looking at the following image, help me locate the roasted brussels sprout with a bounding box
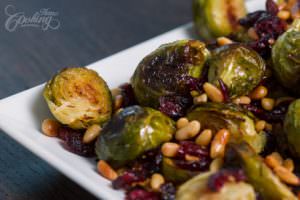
[284,99,300,157]
[162,157,199,183]
[43,67,112,129]
[272,28,300,95]
[208,44,266,98]
[131,40,210,108]
[225,143,297,200]
[193,0,247,40]
[95,106,175,167]
[177,171,256,200]
[187,103,266,153]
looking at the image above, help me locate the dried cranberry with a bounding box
[239,11,268,28]
[159,95,192,119]
[185,76,206,93]
[266,0,279,16]
[120,83,137,107]
[207,169,247,191]
[58,127,95,157]
[126,188,160,200]
[160,183,176,200]
[218,79,230,102]
[174,141,211,171]
[176,141,209,158]
[112,171,146,190]
[137,149,162,174]
[174,158,210,171]
[244,102,289,123]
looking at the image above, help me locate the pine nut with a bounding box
[114,94,123,111]
[210,129,230,159]
[175,120,201,141]
[150,173,165,191]
[161,142,180,157]
[203,82,224,103]
[255,120,266,132]
[210,158,223,173]
[265,152,283,169]
[217,37,233,46]
[185,154,200,161]
[193,93,208,104]
[261,98,275,111]
[277,10,291,20]
[248,27,259,40]
[283,158,294,172]
[233,96,251,105]
[83,124,102,144]
[97,160,118,180]
[274,166,300,186]
[195,129,213,146]
[41,119,61,137]
[176,118,189,129]
[250,86,268,100]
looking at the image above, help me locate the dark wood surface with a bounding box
[0,0,191,199]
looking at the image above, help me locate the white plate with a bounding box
[0,1,265,199]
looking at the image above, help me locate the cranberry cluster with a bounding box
[58,127,95,157]
[239,0,286,57]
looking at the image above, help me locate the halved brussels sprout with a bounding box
[43,67,112,129]
[208,44,266,98]
[284,99,300,157]
[225,143,297,200]
[95,106,175,167]
[272,29,300,95]
[162,157,199,183]
[187,103,266,153]
[193,0,247,40]
[177,171,256,200]
[131,40,210,108]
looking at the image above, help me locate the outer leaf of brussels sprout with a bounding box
[272,30,300,95]
[162,157,199,183]
[284,99,300,157]
[95,106,175,167]
[187,103,266,153]
[208,44,266,98]
[43,67,112,129]
[225,143,297,200]
[177,172,256,200]
[193,0,247,40]
[176,171,213,200]
[131,40,210,108]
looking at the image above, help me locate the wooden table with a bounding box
[0,0,191,199]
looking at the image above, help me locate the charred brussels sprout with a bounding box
[208,44,266,98]
[131,40,210,108]
[95,106,175,167]
[193,0,247,40]
[43,67,112,129]
[272,29,300,95]
[187,103,266,153]
[284,99,300,157]
[225,143,297,200]
[177,171,255,200]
